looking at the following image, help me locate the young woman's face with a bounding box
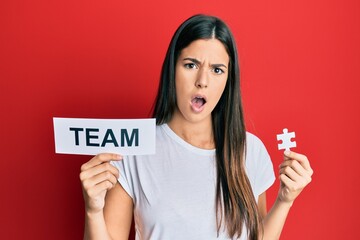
[174,38,229,124]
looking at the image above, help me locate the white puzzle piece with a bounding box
[277,128,296,151]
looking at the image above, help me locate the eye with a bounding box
[213,67,224,75]
[184,63,197,69]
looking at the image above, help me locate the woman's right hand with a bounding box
[80,153,122,215]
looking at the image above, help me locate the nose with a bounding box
[195,68,208,88]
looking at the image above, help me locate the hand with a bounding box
[80,153,122,215]
[277,151,313,205]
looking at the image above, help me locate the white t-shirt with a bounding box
[112,124,275,240]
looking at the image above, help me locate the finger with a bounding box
[81,153,122,172]
[280,164,312,188]
[83,171,118,190]
[280,160,308,178]
[80,162,119,181]
[279,165,302,183]
[86,181,114,198]
[279,174,295,189]
[284,151,312,172]
[95,171,118,187]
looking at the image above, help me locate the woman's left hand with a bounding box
[278,151,313,204]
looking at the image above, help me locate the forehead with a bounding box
[179,39,229,64]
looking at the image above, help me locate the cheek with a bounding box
[175,70,193,96]
[214,76,227,97]
[174,67,182,97]
[174,74,187,104]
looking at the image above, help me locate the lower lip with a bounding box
[191,102,206,113]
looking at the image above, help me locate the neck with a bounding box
[167,110,215,149]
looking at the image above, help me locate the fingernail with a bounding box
[115,154,123,160]
[284,150,290,156]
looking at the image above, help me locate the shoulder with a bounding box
[244,131,272,172]
[245,132,275,198]
[246,132,268,154]
[155,124,169,142]
[246,131,263,144]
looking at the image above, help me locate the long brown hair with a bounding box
[152,14,261,239]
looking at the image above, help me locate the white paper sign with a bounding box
[53,117,156,156]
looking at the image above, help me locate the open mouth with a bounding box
[191,96,207,112]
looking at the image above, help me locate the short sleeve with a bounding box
[245,133,276,199]
[111,157,134,199]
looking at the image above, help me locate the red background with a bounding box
[1,0,359,239]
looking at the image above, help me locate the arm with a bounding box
[260,195,292,240]
[259,151,313,240]
[104,183,133,239]
[81,153,133,240]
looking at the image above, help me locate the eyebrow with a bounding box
[182,57,227,69]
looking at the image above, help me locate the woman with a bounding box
[80,14,313,240]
